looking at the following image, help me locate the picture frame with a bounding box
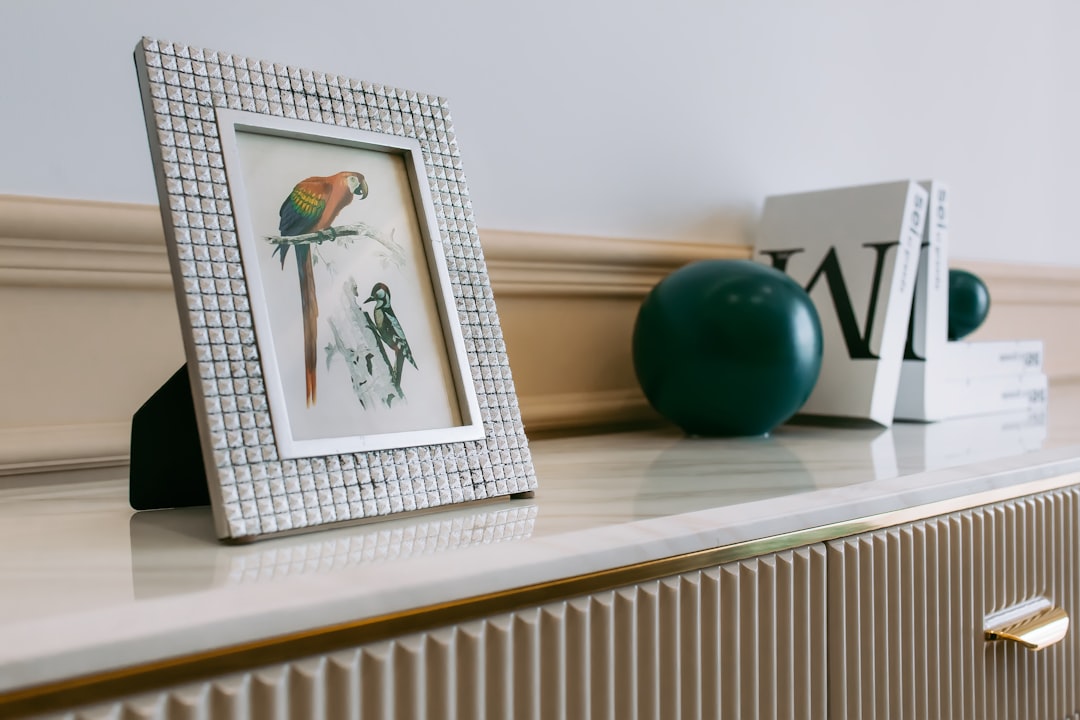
[133,37,537,542]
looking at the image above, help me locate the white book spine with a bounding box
[895,181,949,421]
[915,181,949,361]
[868,183,928,424]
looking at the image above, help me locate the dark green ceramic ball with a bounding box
[948,269,991,340]
[633,260,823,437]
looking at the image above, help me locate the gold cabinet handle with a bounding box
[985,599,1069,651]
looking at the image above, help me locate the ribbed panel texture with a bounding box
[44,547,826,720]
[828,487,1080,719]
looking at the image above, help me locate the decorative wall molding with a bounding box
[954,259,1080,307]
[0,195,170,290]
[2,193,1078,475]
[0,422,130,475]
[0,196,745,295]
[514,388,660,434]
[482,228,748,297]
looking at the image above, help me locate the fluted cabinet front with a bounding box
[44,546,828,720]
[827,487,1080,720]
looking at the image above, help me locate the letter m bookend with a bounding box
[756,181,928,426]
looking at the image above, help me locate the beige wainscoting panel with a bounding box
[2,194,1078,474]
[0,280,184,474]
[0,196,744,474]
[479,229,748,433]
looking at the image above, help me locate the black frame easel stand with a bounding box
[129,365,210,510]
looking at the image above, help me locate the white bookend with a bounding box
[756,180,928,426]
[939,339,1044,380]
[895,181,949,420]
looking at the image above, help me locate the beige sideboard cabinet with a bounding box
[2,384,1080,720]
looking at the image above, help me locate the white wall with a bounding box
[2,0,1078,265]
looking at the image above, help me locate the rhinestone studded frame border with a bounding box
[135,38,537,541]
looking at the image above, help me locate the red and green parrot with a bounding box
[275,171,368,407]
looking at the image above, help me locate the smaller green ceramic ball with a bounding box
[632,260,823,437]
[948,269,991,340]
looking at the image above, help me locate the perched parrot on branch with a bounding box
[276,171,368,407]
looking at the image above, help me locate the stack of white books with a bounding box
[755,180,1047,426]
[895,338,1047,421]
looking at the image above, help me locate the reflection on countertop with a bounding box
[529,398,1052,530]
[129,500,537,598]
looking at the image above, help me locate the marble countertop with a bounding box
[2,383,1080,695]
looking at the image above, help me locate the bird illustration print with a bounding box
[364,282,418,390]
[275,171,368,407]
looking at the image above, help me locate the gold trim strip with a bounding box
[2,470,1078,717]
